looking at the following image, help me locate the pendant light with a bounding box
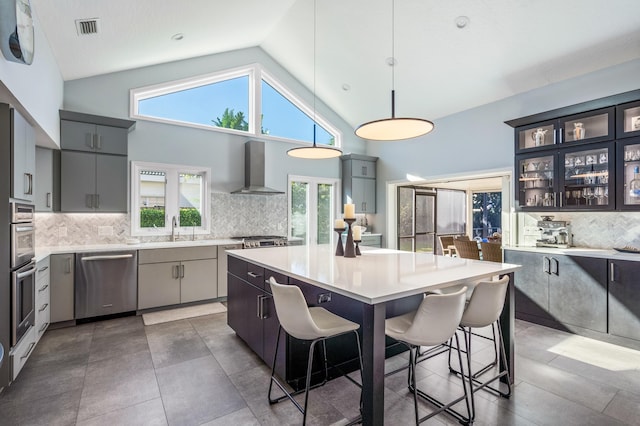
[355,0,434,141]
[287,0,342,159]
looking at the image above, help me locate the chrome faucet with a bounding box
[171,216,178,242]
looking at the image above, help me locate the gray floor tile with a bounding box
[497,382,627,426]
[200,407,260,426]
[76,397,167,426]
[201,331,264,376]
[189,312,235,339]
[77,350,160,421]
[92,315,145,340]
[88,328,149,364]
[26,323,94,370]
[155,355,246,426]
[603,390,640,425]
[145,319,212,369]
[0,388,82,426]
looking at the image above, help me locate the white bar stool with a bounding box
[385,286,472,425]
[267,277,364,425]
[449,275,512,422]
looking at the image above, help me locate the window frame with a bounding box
[129,63,342,148]
[131,161,211,237]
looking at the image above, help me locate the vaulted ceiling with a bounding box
[33,0,640,131]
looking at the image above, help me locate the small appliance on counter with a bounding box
[236,236,288,249]
[536,216,572,248]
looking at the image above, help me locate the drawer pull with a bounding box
[38,266,49,272]
[38,284,49,292]
[20,342,36,360]
[39,322,49,333]
[247,271,262,279]
[38,303,49,312]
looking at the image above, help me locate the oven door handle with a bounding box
[15,225,34,233]
[17,265,37,279]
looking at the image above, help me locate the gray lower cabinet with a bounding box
[50,254,75,323]
[138,247,218,310]
[504,250,607,332]
[608,259,640,341]
[361,234,382,248]
[217,243,242,298]
[60,151,127,212]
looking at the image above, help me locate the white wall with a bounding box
[63,47,366,193]
[367,59,640,246]
[0,8,63,148]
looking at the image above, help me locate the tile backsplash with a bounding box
[35,192,288,247]
[518,211,640,249]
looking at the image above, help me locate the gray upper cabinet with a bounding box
[342,154,378,213]
[61,151,127,212]
[58,111,135,213]
[35,147,60,212]
[60,120,128,155]
[10,107,35,203]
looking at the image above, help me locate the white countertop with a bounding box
[504,245,640,261]
[228,245,520,304]
[35,238,242,262]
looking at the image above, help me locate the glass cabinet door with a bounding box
[516,120,557,152]
[560,144,614,210]
[617,138,640,210]
[559,107,614,145]
[616,101,640,139]
[517,154,556,209]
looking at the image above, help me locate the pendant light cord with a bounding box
[312,0,317,147]
[391,0,396,118]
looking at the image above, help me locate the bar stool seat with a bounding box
[267,277,363,425]
[385,286,472,425]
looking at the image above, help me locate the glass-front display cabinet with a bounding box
[515,107,614,154]
[617,137,640,210]
[516,153,557,210]
[616,101,640,139]
[560,143,614,210]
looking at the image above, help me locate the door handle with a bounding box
[172,265,179,279]
[261,295,271,319]
[65,257,72,274]
[256,295,263,318]
[96,134,102,150]
[542,256,550,274]
[610,262,616,282]
[46,192,51,208]
[550,258,559,275]
[180,264,185,278]
[24,173,33,195]
[17,266,37,279]
[95,194,100,209]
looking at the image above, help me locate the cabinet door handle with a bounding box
[96,134,102,150]
[543,256,550,274]
[180,264,185,278]
[256,295,263,319]
[24,173,33,195]
[558,128,563,144]
[610,262,616,282]
[46,192,51,208]
[172,265,179,279]
[95,194,100,209]
[550,258,559,275]
[362,166,367,176]
[86,194,93,208]
[65,257,72,274]
[261,295,271,319]
[89,133,95,149]
[558,192,562,208]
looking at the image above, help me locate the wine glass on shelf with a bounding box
[582,188,595,206]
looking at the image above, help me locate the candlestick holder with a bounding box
[354,240,362,256]
[334,227,345,256]
[344,218,356,258]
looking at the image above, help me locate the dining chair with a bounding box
[267,277,363,425]
[480,242,503,262]
[385,286,471,425]
[438,235,456,256]
[453,239,481,260]
[455,235,470,241]
[448,276,512,422]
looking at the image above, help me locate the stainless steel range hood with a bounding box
[231,141,284,195]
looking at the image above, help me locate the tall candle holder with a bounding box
[334,227,345,256]
[344,218,356,258]
[354,239,362,256]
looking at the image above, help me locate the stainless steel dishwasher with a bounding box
[75,251,137,319]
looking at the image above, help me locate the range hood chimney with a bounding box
[231,141,284,195]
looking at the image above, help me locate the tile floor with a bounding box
[0,313,639,426]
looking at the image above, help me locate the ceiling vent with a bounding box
[75,19,100,36]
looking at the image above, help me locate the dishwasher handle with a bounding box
[81,254,134,262]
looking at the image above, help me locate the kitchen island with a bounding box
[227,245,521,426]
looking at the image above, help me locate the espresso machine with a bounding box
[536,217,572,248]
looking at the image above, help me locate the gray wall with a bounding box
[367,59,640,245]
[63,47,366,193]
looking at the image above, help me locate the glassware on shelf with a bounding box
[629,166,640,200]
[573,122,586,140]
[582,188,595,205]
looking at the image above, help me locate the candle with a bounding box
[334,219,345,229]
[352,225,361,240]
[344,203,355,219]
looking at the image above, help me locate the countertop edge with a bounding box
[503,245,640,261]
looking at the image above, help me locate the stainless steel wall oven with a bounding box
[10,202,35,347]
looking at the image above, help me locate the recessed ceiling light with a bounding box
[171,33,184,41]
[342,83,351,91]
[455,16,470,29]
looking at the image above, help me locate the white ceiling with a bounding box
[32,0,640,130]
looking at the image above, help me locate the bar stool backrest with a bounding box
[269,277,322,340]
[461,275,510,328]
[401,286,468,347]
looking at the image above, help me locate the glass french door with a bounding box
[289,176,339,245]
[397,187,436,252]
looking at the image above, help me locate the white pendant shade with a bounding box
[355,117,434,141]
[287,144,342,159]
